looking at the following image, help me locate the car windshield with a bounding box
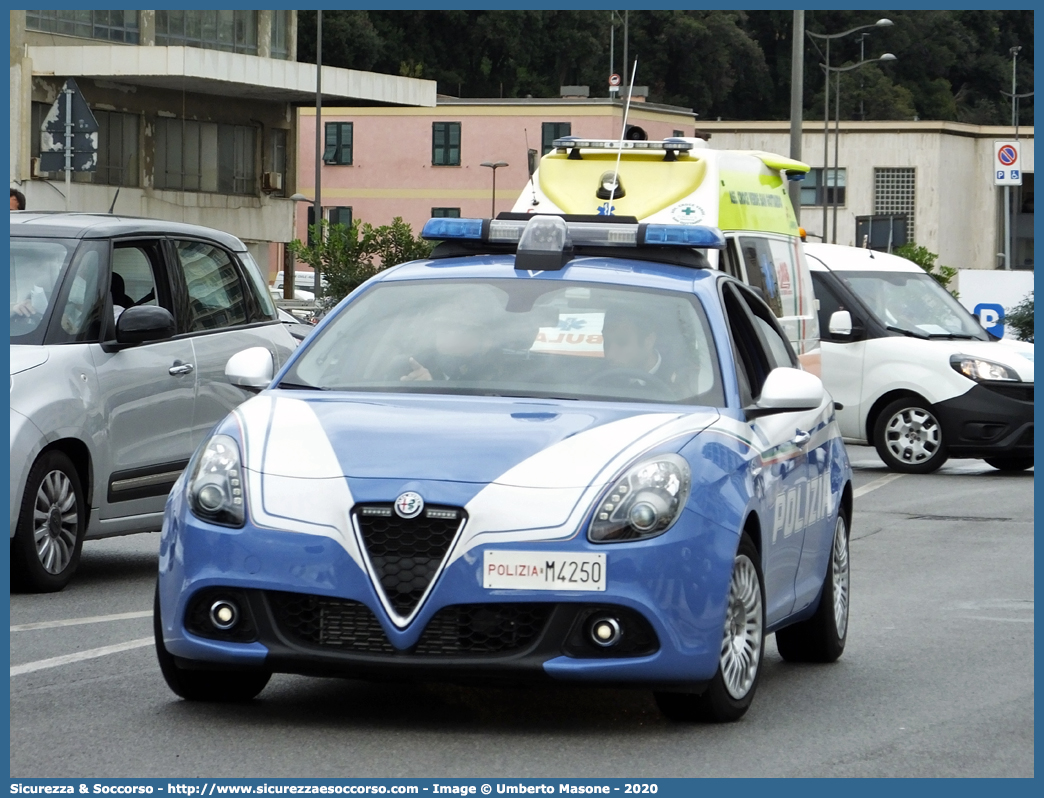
[10,237,77,342]
[839,270,988,340]
[281,279,724,406]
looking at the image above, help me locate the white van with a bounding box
[806,243,1034,473]
[511,136,821,373]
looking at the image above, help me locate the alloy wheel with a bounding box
[720,554,763,700]
[33,469,79,574]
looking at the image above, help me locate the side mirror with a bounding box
[225,347,274,392]
[747,367,825,418]
[828,309,853,337]
[115,306,175,345]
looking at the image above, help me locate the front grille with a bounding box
[415,604,553,655]
[983,382,1034,402]
[354,503,464,617]
[266,592,553,656]
[268,591,394,654]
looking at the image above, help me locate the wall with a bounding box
[699,121,1034,272]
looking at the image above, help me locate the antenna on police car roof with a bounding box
[524,128,539,206]
[609,58,638,207]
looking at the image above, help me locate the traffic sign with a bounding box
[609,73,621,87]
[39,78,98,173]
[994,140,1022,186]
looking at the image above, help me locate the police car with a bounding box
[155,214,854,722]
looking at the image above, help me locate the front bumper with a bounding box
[935,382,1033,459]
[157,493,738,690]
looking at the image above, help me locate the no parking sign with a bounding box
[994,140,1022,185]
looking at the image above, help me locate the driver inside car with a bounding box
[400,300,510,382]
[600,306,697,395]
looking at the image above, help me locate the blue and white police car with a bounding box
[155,214,854,722]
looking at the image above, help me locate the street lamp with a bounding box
[821,53,897,243]
[808,18,893,241]
[480,161,508,218]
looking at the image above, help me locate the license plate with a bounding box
[483,550,606,591]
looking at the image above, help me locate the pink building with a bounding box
[292,95,696,258]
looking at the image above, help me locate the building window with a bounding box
[673,129,685,137]
[327,207,353,228]
[541,122,572,155]
[265,128,287,196]
[874,167,916,241]
[271,10,291,60]
[431,207,461,218]
[154,118,256,195]
[26,10,139,43]
[155,11,258,55]
[323,122,353,165]
[72,110,140,187]
[800,168,846,207]
[432,122,461,166]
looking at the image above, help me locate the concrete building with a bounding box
[698,120,1034,272]
[293,93,696,241]
[10,10,435,276]
[295,104,1032,275]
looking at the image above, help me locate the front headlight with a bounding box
[187,434,245,527]
[950,355,1020,382]
[588,454,691,543]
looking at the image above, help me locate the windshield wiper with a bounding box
[927,332,978,339]
[886,325,929,340]
[277,381,324,390]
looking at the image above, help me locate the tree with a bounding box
[893,242,958,297]
[297,10,1033,125]
[287,217,432,306]
[1006,291,1034,343]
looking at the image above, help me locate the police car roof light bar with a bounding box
[422,216,726,256]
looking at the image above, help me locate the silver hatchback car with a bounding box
[10,213,297,591]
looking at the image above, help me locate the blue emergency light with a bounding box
[422,215,724,271]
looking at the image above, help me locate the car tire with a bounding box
[984,456,1033,472]
[11,451,86,593]
[873,397,948,474]
[154,586,271,702]
[654,532,764,723]
[775,507,850,663]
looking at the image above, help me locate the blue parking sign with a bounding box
[997,171,1005,180]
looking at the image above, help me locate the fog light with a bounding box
[589,616,622,647]
[209,599,239,631]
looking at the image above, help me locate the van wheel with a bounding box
[984,456,1033,471]
[776,507,849,663]
[11,451,86,593]
[154,586,271,702]
[873,398,947,474]
[654,533,764,723]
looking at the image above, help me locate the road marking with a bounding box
[961,616,1034,624]
[854,472,904,499]
[10,637,152,677]
[10,610,151,632]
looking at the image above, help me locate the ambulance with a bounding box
[511,136,820,373]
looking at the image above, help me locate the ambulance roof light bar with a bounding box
[421,215,725,271]
[552,136,695,161]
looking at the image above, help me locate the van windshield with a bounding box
[839,270,988,340]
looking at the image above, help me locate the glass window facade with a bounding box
[155,11,258,55]
[26,10,140,43]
